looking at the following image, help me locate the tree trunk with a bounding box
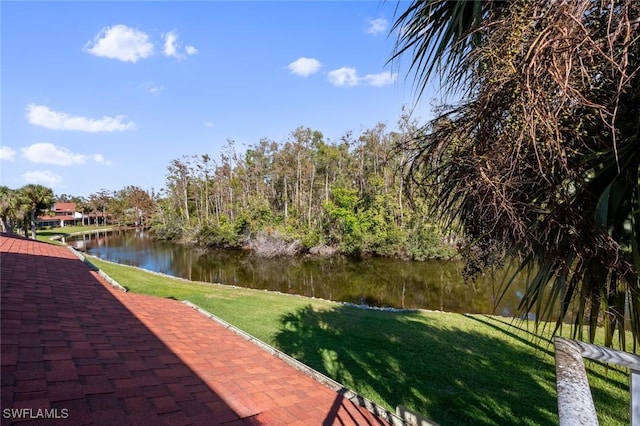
[204,175,209,222]
[308,167,315,227]
[284,175,288,220]
[1,217,11,234]
[325,172,329,203]
[295,152,300,212]
[183,184,190,224]
[30,208,36,240]
[215,194,221,226]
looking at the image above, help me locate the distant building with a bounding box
[36,203,110,228]
[36,203,82,228]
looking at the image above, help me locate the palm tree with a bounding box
[71,196,91,226]
[0,186,19,234]
[389,1,504,98]
[20,184,54,240]
[391,0,639,348]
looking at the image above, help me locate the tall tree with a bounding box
[167,158,192,225]
[392,0,640,348]
[73,196,92,226]
[89,189,112,226]
[0,186,21,234]
[124,186,155,227]
[20,184,54,239]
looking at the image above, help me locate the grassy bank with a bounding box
[35,225,119,244]
[87,256,631,426]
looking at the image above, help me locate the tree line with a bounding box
[0,184,55,239]
[55,186,157,228]
[152,114,456,260]
[0,116,455,261]
[0,184,157,237]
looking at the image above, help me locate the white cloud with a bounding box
[23,170,62,187]
[204,121,215,128]
[327,68,397,87]
[362,71,398,86]
[92,154,112,165]
[327,67,360,86]
[22,143,86,166]
[0,146,16,161]
[164,31,180,58]
[140,82,164,94]
[27,104,134,132]
[367,18,388,35]
[163,31,197,60]
[288,57,322,77]
[21,143,110,166]
[84,24,154,63]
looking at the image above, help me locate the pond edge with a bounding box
[63,236,437,425]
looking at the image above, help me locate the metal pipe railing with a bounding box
[554,337,640,426]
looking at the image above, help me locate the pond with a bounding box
[67,229,527,315]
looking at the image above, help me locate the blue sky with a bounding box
[1,1,435,198]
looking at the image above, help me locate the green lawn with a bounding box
[35,225,115,244]
[87,256,631,426]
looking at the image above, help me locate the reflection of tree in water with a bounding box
[73,230,529,314]
[193,249,247,286]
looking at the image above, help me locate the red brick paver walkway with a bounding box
[0,235,389,425]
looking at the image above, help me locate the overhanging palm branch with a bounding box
[389,0,506,97]
[392,0,640,349]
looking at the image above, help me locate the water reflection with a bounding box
[68,229,526,315]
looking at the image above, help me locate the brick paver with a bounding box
[1,235,388,425]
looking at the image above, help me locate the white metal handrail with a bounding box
[554,337,640,426]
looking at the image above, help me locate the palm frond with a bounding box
[395,0,640,349]
[389,0,504,97]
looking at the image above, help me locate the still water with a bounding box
[67,229,526,315]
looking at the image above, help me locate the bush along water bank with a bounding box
[150,126,460,261]
[151,222,458,261]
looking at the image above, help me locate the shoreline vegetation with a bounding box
[5,120,464,262]
[35,227,633,425]
[150,123,460,262]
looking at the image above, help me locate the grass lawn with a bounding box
[86,256,632,426]
[35,225,116,244]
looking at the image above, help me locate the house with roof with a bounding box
[36,203,83,228]
[37,202,112,228]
